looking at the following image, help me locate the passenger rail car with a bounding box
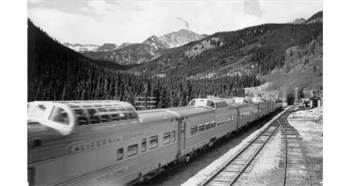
[28,98,281,186]
[179,99,239,161]
[28,100,178,186]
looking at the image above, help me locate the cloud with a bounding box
[243,0,263,18]
[116,2,143,12]
[28,0,43,4]
[81,7,91,13]
[176,17,189,30]
[27,1,322,45]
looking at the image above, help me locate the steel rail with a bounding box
[278,112,312,186]
[202,113,285,186]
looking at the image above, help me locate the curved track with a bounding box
[279,110,312,186]
[201,109,287,186]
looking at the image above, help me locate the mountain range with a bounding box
[62,42,119,52]
[130,11,323,91]
[30,10,322,95]
[64,29,205,65]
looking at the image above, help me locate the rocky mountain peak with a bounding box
[158,29,205,48]
[289,18,306,24]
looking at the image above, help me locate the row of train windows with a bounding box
[252,109,258,113]
[74,107,138,126]
[241,111,250,117]
[215,102,228,108]
[190,116,235,135]
[117,131,176,161]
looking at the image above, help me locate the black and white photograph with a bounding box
[20,0,329,185]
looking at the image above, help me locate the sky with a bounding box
[28,0,323,46]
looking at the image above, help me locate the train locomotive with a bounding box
[28,98,282,186]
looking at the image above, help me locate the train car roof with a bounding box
[137,109,179,125]
[28,100,138,135]
[167,106,214,117]
[31,100,132,107]
[187,98,229,110]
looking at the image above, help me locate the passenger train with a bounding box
[28,98,282,186]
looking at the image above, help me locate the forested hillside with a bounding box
[28,20,261,107]
[132,12,322,80]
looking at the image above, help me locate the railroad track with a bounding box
[201,110,287,186]
[279,111,312,186]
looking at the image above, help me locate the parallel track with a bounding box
[201,110,286,186]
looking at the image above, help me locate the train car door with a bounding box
[177,119,186,158]
[236,109,240,130]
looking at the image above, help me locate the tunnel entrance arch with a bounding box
[287,94,294,105]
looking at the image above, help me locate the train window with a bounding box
[211,121,216,128]
[207,101,215,109]
[216,120,220,126]
[191,125,198,135]
[117,108,129,120]
[87,109,100,124]
[128,112,134,120]
[127,144,138,157]
[164,132,171,145]
[188,100,196,106]
[142,138,147,152]
[198,124,204,132]
[228,117,231,122]
[150,136,158,149]
[117,148,124,160]
[67,146,73,153]
[205,122,211,130]
[108,108,120,121]
[49,106,69,125]
[120,112,128,120]
[98,108,111,122]
[74,109,89,126]
[127,107,138,119]
[172,131,176,142]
